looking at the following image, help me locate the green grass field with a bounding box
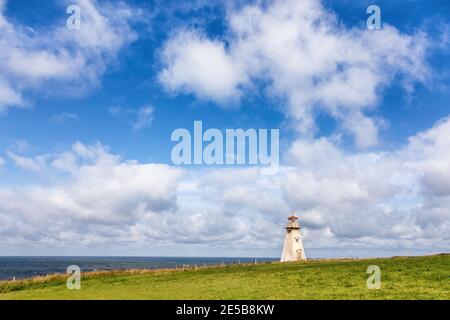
[0,254,448,300]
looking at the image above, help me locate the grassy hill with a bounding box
[0,254,449,300]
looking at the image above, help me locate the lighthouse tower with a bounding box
[280,215,306,262]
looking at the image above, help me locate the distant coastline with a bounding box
[0,256,277,281]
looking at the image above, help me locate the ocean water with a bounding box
[0,256,277,280]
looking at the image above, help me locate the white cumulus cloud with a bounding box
[6,151,47,172]
[3,116,450,257]
[159,31,248,104]
[0,142,183,252]
[159,0,431,148]
[0,0,140,112]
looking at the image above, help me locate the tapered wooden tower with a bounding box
[280,215,306,262]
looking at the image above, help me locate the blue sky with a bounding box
[1,0,448,164]
[0,0,449,257]
[0,0,288,166]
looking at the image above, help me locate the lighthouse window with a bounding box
[295,237,299,242]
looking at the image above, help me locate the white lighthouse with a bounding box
[280,215,306,262]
